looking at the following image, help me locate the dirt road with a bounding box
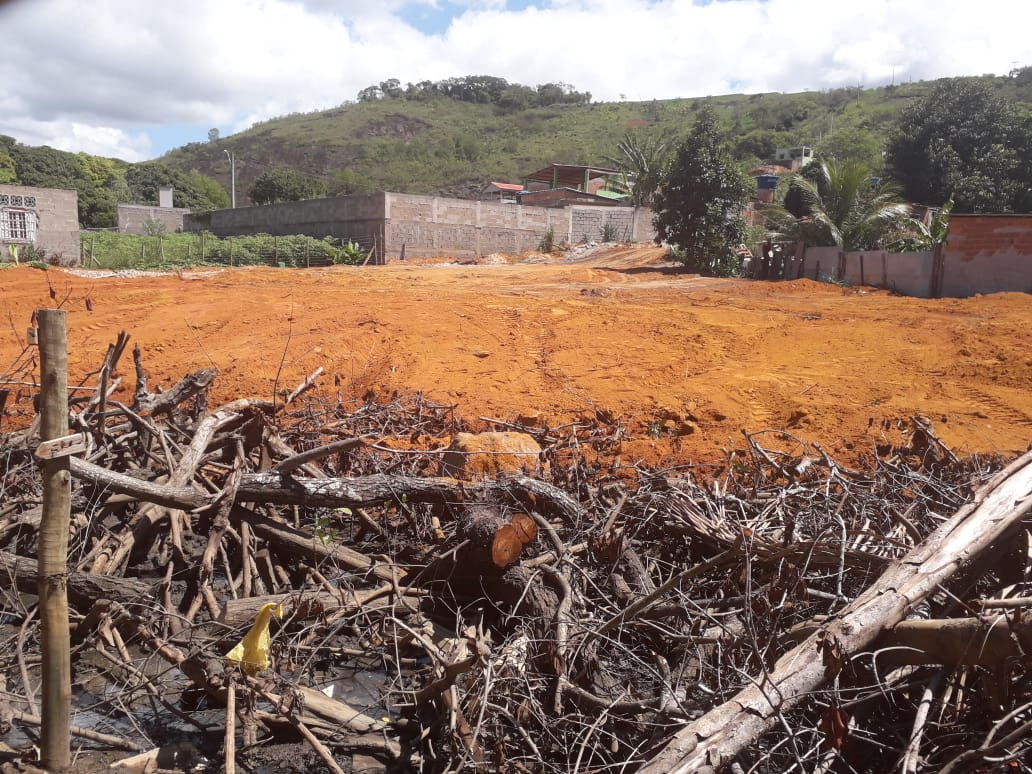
[2,246,1031,466]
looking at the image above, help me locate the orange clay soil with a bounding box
[2,245,1031,468]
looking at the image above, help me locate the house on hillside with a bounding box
[519,164,630,208]
[0,183,80,263]
[773,146,814,171]
[479,182,524,203]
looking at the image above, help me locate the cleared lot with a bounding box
[2,246,1030,465]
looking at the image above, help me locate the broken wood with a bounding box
[639,448,1032,773]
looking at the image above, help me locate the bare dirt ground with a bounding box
[2,244,1031,467]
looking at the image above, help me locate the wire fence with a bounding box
[78,230,377,271]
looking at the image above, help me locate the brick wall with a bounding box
[940,214,1032,296]
[117,204,189,235]
[0,183,79,263]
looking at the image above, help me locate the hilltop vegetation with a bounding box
[5,71,1032,225]
[163,71,1032,206]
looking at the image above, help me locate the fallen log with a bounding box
[235,472,587,523]
[0,549,154,611]
[640,449,1032,774]
[786,614,1032,667]
[215,584,423,629]
[69,456,210,511]
[232,506,402,582]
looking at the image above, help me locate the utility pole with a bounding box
[224,149,236,208]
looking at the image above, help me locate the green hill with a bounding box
[6,71,1032,225]
[158,72,1032,205]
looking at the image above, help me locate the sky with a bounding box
[2,0,1031,162]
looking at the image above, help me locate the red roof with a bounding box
[486,182,524,192]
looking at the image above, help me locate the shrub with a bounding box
[538,227,555,253]
[331,240,368,265]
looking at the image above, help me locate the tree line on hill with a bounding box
[355,75,592,110]
[0,135,229,228]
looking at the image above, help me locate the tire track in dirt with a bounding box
[958,385,1032,428]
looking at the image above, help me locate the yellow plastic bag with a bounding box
[225,601,283,675]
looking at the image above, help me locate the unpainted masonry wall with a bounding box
[841,250,933,297]
[385,194,570,259]
[0,183,79,262]
[185,194,387,255]
[386,194,656,259]
[117,204,189,235]
[940,215,1032,296]
[183,192,657,262]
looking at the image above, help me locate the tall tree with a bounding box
[652,108,751,275]
[886,79,1025,212]
[768,161,911,251]
[0,150,17,184]
[247,168,327,206]
[126,162,228,212]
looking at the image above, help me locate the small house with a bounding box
[479,182,524,203]
[520,164,629,208]
[0,184,80,263]
[773,146,814,170]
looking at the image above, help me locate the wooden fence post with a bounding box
[37,308,72,769]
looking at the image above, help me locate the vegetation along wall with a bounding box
[185,193,388,258]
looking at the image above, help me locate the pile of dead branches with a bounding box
[2,333,1032,773]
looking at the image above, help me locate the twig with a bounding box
[900,670,943,774]
[225,681,236,774]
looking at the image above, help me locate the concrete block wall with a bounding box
[184,191,656,263]
[940,215,1032,296]
[570,206,652,243]
[185,193,387,256]
[883,252,934,297]
[117,204,188,235]
[0,183,79,262]
[840,250,933,297]
[800,246,840,280]
[385,193,570,259]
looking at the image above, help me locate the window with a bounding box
[0,195,36,207]
[0,208,38,242]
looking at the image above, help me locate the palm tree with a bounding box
[605,129,675,207]
[767,161,911,251]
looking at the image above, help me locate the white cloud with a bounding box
[1,0,1031,159]
[0,116,152,161]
